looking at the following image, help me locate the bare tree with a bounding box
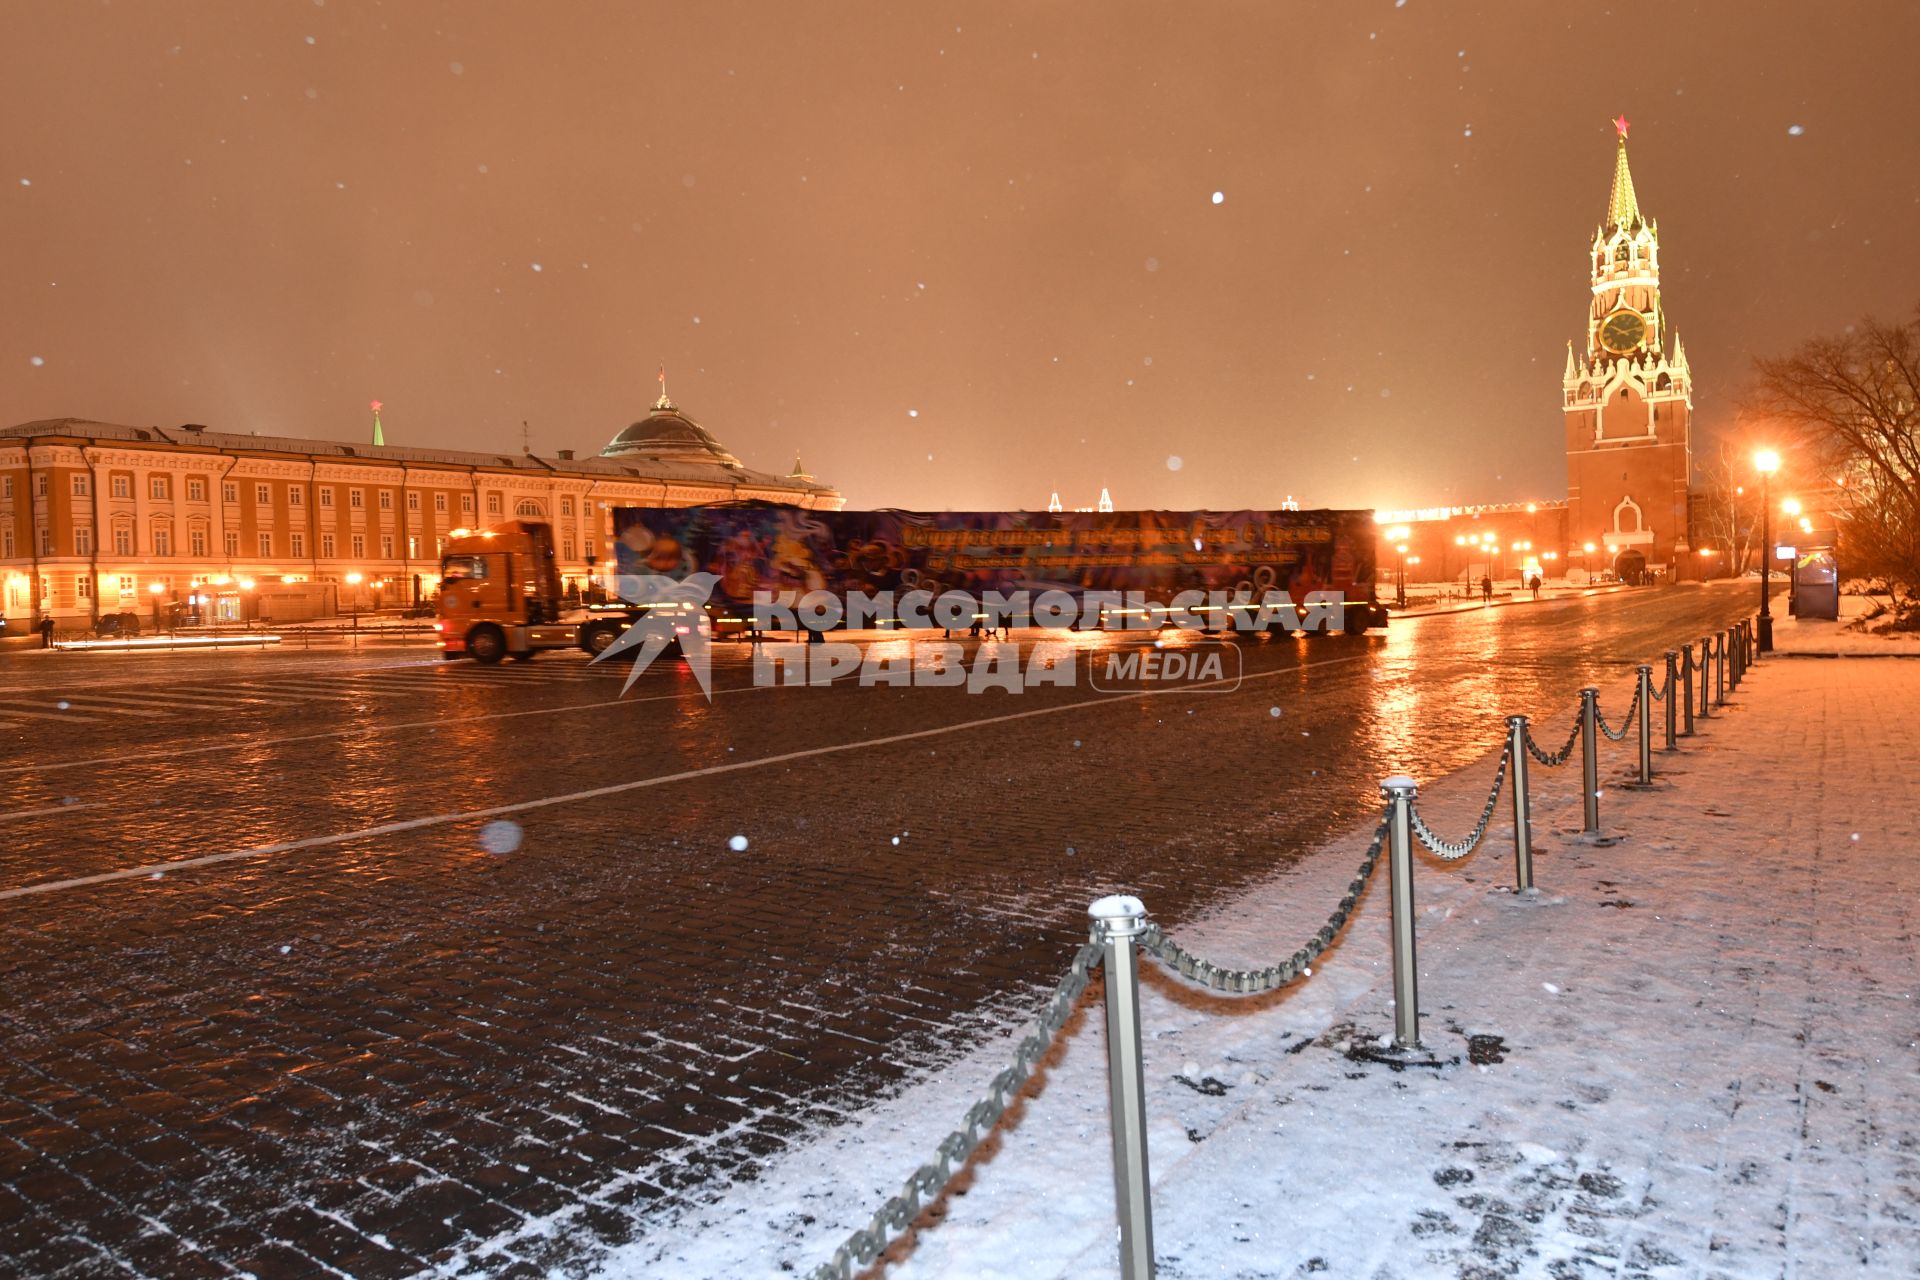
[1692,440,1761,577]
[1748,303,1920,622]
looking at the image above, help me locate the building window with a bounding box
[258,533,272,557]
[406,491,420,511]
[1,475,10,498]
[380,534,395,558]
[436,536,446,555]
[563,538,574,559]
[288,486,303,507]
[434,492,447,513]
[110,475,129,499]
[351,533,366,557]
[460,493,474,512]
[71,474,89,497]
[319,487,335,508]
[291,532,306,557]
[39,528,52,556]
[190,528,207,556]
[585,540,597,561]
[1,528,13,557]
[113,526,132,555]
[187,477,206,501]
[153,527,171,556]
[350,488,364,509]
[118,575,135,597]
[36,474,49,497]
[223,530,239,557]
[321,532,336,557]
[223,481,238,503]
[561,497,575,517]
[74,527,93,556]
[515,499,546,518]
[486,493,502,514]
[150,476,170,500]
[77,574,92,599]
[256,483,271,504]
[375,490,391,510]
[407,536,418,559]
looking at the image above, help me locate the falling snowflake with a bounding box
[29,356,44,367]
[728,834,749,852]
[1210,191,1224,205]
[478,820,523,854]
[1269,707,1282,717]
[531,262,543,272]
[1144,257,1160,272]
[1787,124,1805,137]
[18,178,29,186]
[907,409,919,418]
[1167,455,1183,471]
[450,61,464,75]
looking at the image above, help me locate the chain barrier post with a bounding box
[1506,717,1534,891]
[1580,688,1601,834]
[1680,643,1695,737]
[1382,777,1421,1047]
[1088,896,1155,1280]
[1636,665,1654,783]
[1663,650,1679,751]
[1731,623,1744,688]
[1698,638,1713,720]
[1748,617,1758,666]
[1715,630,1729,707]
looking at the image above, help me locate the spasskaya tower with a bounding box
[1562,116,1693,581]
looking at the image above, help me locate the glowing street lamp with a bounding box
[1754,449,1780,651]
[345,571,365,630]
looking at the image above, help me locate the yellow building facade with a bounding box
[0,396,841,626]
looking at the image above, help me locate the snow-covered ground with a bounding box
[617,656,1920,1279]
[1771,592,1920,657]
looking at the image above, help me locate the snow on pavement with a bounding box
[614,656,1920,1279]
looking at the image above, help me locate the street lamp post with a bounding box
[345,571,364,633]
[1385,527,1411,608]
[1755,449,1779,651]
[1781,498,1803,616]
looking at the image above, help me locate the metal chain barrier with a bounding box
[1408,744,1511,860]
[1595,685,1639,742]
[1524,710,1583,767]
[1140,814,1390,995]
[806,940,1104,1280]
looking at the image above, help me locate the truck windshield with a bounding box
[441,555,488,582]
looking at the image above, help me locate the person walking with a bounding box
[38,615,55,649]
[1529,573,1542,600]
[1480,575,1493,604]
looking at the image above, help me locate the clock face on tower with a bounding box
[1600,309,1647,355]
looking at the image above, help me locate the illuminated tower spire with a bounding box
[655,364,673,410]
[370,399,385,447]
[1606,114,1640,231]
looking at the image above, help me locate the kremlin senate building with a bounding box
[0,392,841,627]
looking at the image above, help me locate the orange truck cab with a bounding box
[437,520,587,662]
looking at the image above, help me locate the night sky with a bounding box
[4,2,1917,511]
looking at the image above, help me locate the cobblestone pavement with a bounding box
[0,585,1760,1277]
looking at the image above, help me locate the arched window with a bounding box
[514,499,547,518]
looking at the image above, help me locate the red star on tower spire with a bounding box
[1612,114,1630,140]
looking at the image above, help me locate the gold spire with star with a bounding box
[1606,114,1641,232]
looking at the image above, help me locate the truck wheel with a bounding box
[467,625,506,664]
[583,623,620,655]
